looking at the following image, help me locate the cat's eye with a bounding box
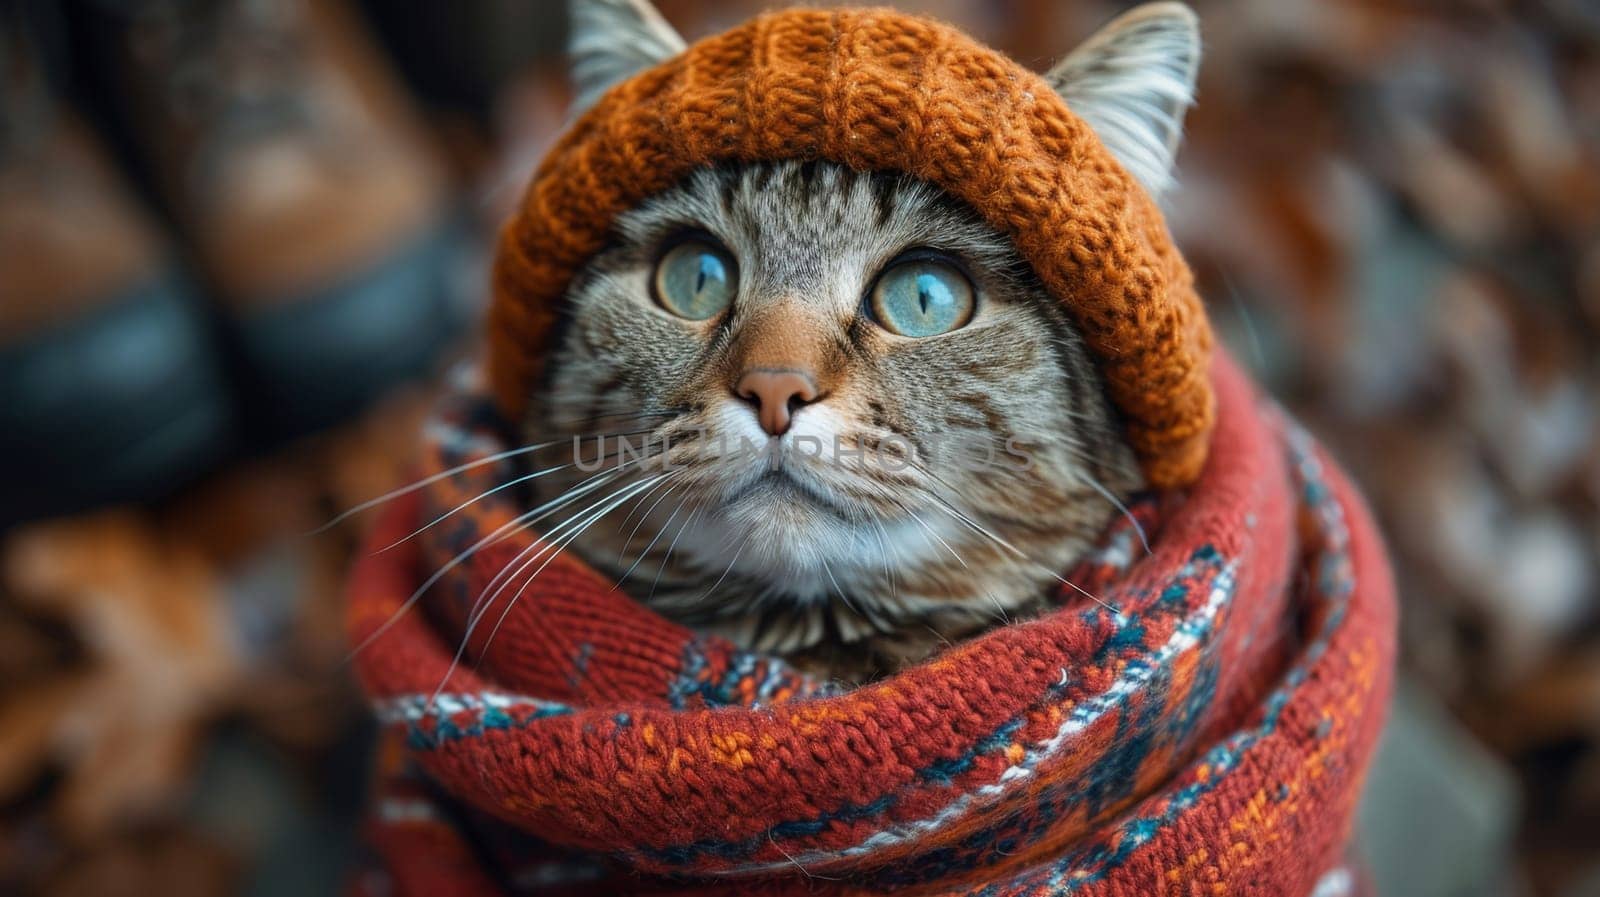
[868,256,976,337]
[653,239,737,320]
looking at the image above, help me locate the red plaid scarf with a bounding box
[345,353,1395,896]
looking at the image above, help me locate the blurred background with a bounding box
[0,0,1596,894]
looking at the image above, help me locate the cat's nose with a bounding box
[734,368,819,436]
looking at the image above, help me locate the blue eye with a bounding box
[654,239,736,320]
[869,257,976,337]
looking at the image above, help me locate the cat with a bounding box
[521,0,1201,683]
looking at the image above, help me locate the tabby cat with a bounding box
[524,0,1201,682]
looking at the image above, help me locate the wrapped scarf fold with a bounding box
[346,353,1395,897]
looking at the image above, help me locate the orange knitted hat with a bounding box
[488,7,1214,489]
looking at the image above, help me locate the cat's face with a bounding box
[533,160,1141,650]
[521,0,1199,669]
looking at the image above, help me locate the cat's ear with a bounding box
[1044,2,1200,196]
[568,0,686,114]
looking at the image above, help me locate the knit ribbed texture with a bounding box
[346,350,1395,896]
[487,6,1215,489]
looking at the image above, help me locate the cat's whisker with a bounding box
[985,595,1012,627]
[855,490,1005,627]
[314,439,571,535]
[371,460,579,555]
[470,450,667,613]
[903,502,1014,625]
[368,451,663,669]
[889,454,1122,613]
[919,490,1120,614]
[690,527,751,608]
[1040,439,1152,555]
[432,470,671,705]
[615,486,689,591]
[466,487,615,637]
[546,407,680,431]
[469,470,625,603]
[649,504,702,602]
[614,475,682,565]
[901,505,970,571]
[347,464,648,663]
[768,832,840,882]
[869,518,897,605]
[1075,467,1152,556]
[384,418,684,553]
[313,413,674,534]
[474,473,672,667]
[818,555,861,617]
[343,503,548,662]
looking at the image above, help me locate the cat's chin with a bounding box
[717,480,858,570]
[650,483,856,601]
[723,470,853,520]
[670,476,960,607]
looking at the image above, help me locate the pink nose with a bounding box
[735,368,819,436]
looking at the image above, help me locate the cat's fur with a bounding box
[523,0,1199,683]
